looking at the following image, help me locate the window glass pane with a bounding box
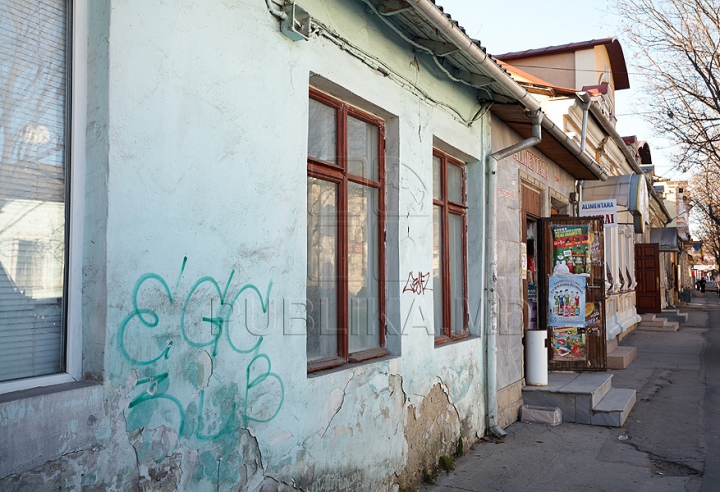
[348,182,380,353]
[308,98,337,164]
[0,0,67,383]
[306,177,338,361]
[432,156,442,200]
[433,206,443,336]
[449,213,465,335]
[347,115,378,181]
[448,163,463,204]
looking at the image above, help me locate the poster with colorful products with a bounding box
[548,275,586,327]
[551,225,590,274]
[552,327,587,361]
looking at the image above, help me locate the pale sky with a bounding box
[436,0,679,178]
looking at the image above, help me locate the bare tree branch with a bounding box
[617,0,720,173]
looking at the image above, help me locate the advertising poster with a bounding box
[584,301,602,336]
[548,275,586,327]
[551,225,590,274]
[552,327,586,361]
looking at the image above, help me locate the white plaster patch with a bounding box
[195,350,213,389]
[268,430,294,446]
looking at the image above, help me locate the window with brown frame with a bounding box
[432,149,469,343]
[306,88,387,372]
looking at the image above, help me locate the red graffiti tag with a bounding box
[403,271,432,295]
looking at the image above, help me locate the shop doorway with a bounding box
[539,217,607,371]
[522,186,541,331]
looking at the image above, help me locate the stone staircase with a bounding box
[522,373,635,427]
[657,309,689,323]
[637,313,679,332]
[607,337,637,370]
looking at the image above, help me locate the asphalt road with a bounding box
[422,295,720,492]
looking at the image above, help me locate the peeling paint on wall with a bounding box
[398,383,461,489]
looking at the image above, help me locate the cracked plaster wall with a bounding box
[1,1,492,490]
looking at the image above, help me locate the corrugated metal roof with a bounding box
[363,0,518,102]
[359,0,608,180]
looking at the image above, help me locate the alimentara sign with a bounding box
[513,149,548,180]
[579,199,617,227]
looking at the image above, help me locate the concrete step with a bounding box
[591,388,636,427]
[658,310,689,323]
[523,373,613,425]
[638,320,679,332]
[607,346,637,370]
[640,314,657,322]
[607,338,619,354]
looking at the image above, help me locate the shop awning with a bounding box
[650,227,681,252]
[581,174,648,233]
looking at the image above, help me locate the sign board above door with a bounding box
[579,199,617,228]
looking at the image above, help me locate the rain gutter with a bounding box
[404,0,608,182]
[587,103,644,175]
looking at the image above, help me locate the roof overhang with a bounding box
[491,103,603,180]
[582,174,649,233]
[650,227,681,252]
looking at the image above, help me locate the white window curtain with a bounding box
[0,0,68,383]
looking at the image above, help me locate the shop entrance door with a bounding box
[522,186,541,331]
[539,217,607,371]
[635,243,661,313]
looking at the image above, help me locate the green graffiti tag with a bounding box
[119,257,284,444]
[128,373,185,436]
[197,389,237,440]
[118,274,175,365]
[244,353,285,426]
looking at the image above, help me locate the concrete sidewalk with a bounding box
[421,296,716,492]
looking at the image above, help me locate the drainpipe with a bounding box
[574,93,590,217]
[484,111,543,438]
[577,92,592,153]
[575,180,584,218]
[492,111,543,161]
